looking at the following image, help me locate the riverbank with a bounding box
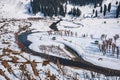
[17,30,120,76]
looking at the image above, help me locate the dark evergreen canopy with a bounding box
[30,0,103,17]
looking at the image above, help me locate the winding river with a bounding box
[17,20,120,76]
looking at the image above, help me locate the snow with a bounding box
[28,17,120,70]
[28,32,75,59]
[30,20,52,32]
[0,0,30,18]
[0,0,120,79]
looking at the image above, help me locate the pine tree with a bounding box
[31,0,41,15]
[73,7,76,16]
[94,3,97,8]
[95,10,98,17]
[45,6,48,17]
[99,2,102,6]
[116,5,120,18]
[59,5,65,17]
[108,3,111,12]
[103,4,107,16]
[100,6,103,13]
[64,2,67,16]
[93,9,95,14]
[76,8,81,17]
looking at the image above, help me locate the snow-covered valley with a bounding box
[0,0,120,80]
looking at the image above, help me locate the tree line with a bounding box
[29,0,103,17]
[68,7,81,17]
[93,1,120,18]
[68,0,103,6]
[30,0,67,17]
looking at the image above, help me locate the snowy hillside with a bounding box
[0,0,30,18]
[0,0,120,18]
[0,0,120,80]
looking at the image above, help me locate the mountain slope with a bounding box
[0,0,30,18]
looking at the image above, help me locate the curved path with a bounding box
[17,31,120,76]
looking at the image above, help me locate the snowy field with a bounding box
[0,0,120,80]
[28,18,120,70]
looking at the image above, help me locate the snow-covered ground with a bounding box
[28,18,120,70]
[0,0,30,18]
[0,19,90,80]
[0,0,120,80]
